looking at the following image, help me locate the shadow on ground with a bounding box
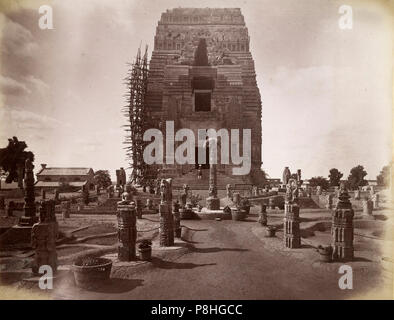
[86,278,144,294]
[150,257,216,270]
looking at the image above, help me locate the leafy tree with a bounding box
[0,136,34,184]
[194,38,209,66]
[377,165,390,187]
[94,170,112,189]
[328,168,343,187]
[308,176,329,190]
[347,165,368,190]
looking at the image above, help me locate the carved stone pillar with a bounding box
[19,159,38,226]
[206,164,220,210]
[331,185,354,261]
[32,200,58,274]
[116,197,137,261]
[258,203,267,226]
[159,179,174,246]
[283,202,301,248]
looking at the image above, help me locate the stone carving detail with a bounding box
[31,200,58,274]
[173,201,181,238]
[331,184,354,261]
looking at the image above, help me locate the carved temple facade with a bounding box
[146,8,263,188]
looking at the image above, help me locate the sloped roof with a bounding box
[35,181,88,187]
[37,168,92,176]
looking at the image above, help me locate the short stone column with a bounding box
[283,202,301,248]
[136,199,143,219]
[372,193,380,209]
[268,197,275,210]
[32,200,58,274]
[159,179,174,246]
[326,193,334,210]
[41,189,46,200]
[116,199,137,261]
[61,200,71,218]
[362,197,373,216]
[173,201,181,238]
[354,189,361,200]
[258,203,267,226]
[331,185,354,261]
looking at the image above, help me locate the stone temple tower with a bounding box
[146,8,263,189]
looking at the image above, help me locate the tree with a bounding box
[94,170,112,189]
[377,165,390,187]
[0,136,34,184]
[329,168,343,187]
[308,176,329,190]
[194,38,209,66]
[347,165,368,190]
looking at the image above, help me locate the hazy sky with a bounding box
[0,0,392,181]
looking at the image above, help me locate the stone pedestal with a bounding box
[159,203,174,246]
[116,203,137,261]
[331,186,354,261]
[206,197,220,210]
[283,202,301,248]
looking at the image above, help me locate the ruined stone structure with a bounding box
[331,184,354,261]
[146,8,263,187]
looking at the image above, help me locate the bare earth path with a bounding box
[54,217,391,300]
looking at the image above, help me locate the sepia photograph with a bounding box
[0,0,393,305]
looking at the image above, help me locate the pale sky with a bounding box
[0,0,392,181]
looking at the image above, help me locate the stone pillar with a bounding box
[6,201,15,217]
[268,197,275,210]
[206,164,220,210]
[362,197,373,217]
[173,201,181,238]
[41,189,46,200]
[326,193,334,210]
[61,200,71,218]
[226,184,233,200]
[82,186,89,205]
[258,204,267,226]
[159,179,174,246]
[331,185,354,261]
[116,197,137,261]
[17,162,24,189]
[354,189,360,200]
[32,200,58,274]
[19,159,38,226]
[0,196,5,212]
[372,193,380,209]
[283,202,301,248]
[136,199,143,219]
[54,189,60,202]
